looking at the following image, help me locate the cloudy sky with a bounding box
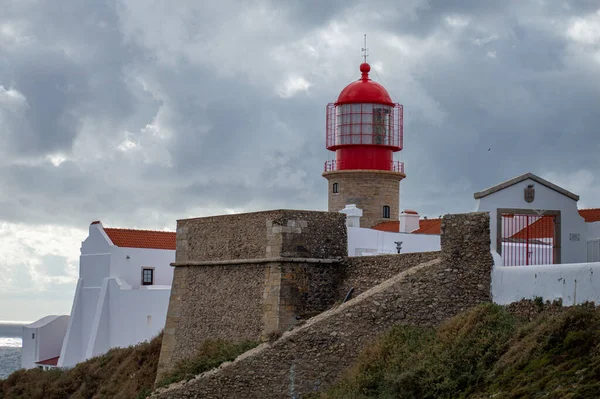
[1,0,600,321]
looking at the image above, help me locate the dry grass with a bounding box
[0,332,163,399]
[0,333,258,399]
[313,303,600,399]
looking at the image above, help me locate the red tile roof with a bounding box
[412,218,441,235]
[402,210,419,215]
[103,227,176,250]
[372,218,442,235]
[579,209,600,223]
[510,217,554,240]
[372,221,400,232]
[36,356,59,366]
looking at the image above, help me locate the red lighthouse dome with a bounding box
[336,63,394,106]
[322,56,406,229]
[324,62,404,172]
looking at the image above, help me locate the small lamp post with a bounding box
[394,241,403,254]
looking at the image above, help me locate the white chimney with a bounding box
[340,204,363,228]
[399,210,420,233]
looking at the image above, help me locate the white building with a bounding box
[468,172,600,306]
[22,221,176,369]
[342,205,441,256]
[21,315,69,370]
[474,172,589,265]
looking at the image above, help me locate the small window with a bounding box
[142,268,154,286]
[332,183,339,193]
[383,205,391,219]
[32,333,35,339]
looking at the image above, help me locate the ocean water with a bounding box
[0,323,25,380]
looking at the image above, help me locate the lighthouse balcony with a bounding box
[324,159,404,173]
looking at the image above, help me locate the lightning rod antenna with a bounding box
[361,34,368,63]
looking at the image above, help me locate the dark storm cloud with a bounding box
[2,0,600,319]
[0,0,141,158]
[1,0,599,229]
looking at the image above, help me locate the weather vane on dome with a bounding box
[361,34,368,63]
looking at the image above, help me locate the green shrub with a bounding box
[317,303,600,399]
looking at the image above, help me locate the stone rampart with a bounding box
[152,212,493,397]
[337,251,441,299]
[156,210,348,382]
[176,209,347,263]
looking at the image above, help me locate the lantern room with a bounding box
[324,62,404,172]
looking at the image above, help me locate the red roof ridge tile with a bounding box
[103,227,176,234]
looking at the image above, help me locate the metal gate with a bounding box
[499,212,559,266]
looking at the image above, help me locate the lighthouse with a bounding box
[323,58,405,228]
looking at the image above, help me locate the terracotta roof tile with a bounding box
[372,221,400,232]
[412,218,441,235]
[579,208,600,223]
[36,356,59,366]
[402,210,419,215]
[510,217,554,239]
[103,227,176,250]
[372,218,442,235]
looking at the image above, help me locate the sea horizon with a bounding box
[0,321,30,338]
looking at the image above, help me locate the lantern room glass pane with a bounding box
[334,103,395,147]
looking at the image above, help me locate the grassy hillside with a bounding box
[0,333,163,399]
[312,302,600,399]
[3,302,599,398]
[0,333,258,399]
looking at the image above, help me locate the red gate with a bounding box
[500,213,557,266]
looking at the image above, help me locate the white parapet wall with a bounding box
[492,261,600,306]
[347,226,440,256]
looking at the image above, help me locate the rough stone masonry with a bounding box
[155,209,348,382]
[151,212,493,398]
[155,213,492,398]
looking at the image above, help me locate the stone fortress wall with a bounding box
[152,212,492,397]
[154,211,493,396]
[156,210,348,381]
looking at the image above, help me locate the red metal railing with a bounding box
[324,159,404,173]
[500,213,556,266]
[325,102,403,151]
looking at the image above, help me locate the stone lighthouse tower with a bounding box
[323,60,405,228]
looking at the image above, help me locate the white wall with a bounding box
[80,253,111,287]
[21,315,69,369]
[399,213,420,233]
[81,224,112,254]
[347,227,440,256]
[59,279,83,367]
[37,316,69,363]
[475,178,587,264]
[59,277,171,367]
[110,246,174,288]
[492,262,600,306]
[108,279,170,350]
[588,222,600,240]
[21,327,36,369]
